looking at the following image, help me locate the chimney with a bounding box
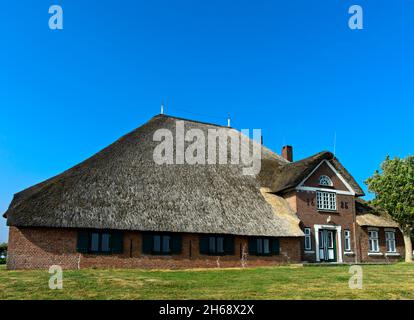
[282,145,293,162]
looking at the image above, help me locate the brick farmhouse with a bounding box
[3,115,405,269]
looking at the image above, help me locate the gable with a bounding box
[297,160,356,195]
[302,161,348,191]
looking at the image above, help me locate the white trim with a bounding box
[344,251,355,255]
[385,252,400,257]
[296,186,354,195]
[344,229,351,252]
[368,229,380,252]
[296,160,356,195]
[314,224,343,263]
[384,228,396,232]
[324,160,356,195]
[316,190,337,211]
[368,252,383,256]
[304,251,315,254]
[385,229,397,253]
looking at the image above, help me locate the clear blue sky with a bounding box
[0,0,413,243]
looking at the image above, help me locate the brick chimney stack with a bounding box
[282,145,293,162]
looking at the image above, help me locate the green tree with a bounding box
[366,156,414,262]
[0,243,7,264]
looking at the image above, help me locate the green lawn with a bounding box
[0,264,413,300]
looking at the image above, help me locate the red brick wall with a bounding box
[357,226,405,262]
[295,190,357,263]
[286,160,359,263]
[7,227,302,270]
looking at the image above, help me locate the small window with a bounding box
[248,237,279,256]
[90,233,100,252]
[263,239,270,254]
[101,233,111,252]
[200,235,233,255]
[319,175,333,186]
[152,235,171,254]
[327,231,334,248]
[142,233,182,255]
[317,191,337,211]
[304,228,312,251]
[344,230,351,251]
[385,230,396,253]
[77,230,123,254]
[368,229,379,252]
[256,238,271,255]
[208,236,225,254]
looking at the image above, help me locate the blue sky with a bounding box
[0,0,413,243]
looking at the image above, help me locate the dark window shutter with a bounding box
[248,237,257,256]
[224,236,234,255]
[272,238,280,255]
[171,234,182,254]
[77,230,89,253]
[142,233,153,254]
[111,231,124,254]
[199,235,209,254]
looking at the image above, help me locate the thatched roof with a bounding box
[4,114,302,237]
[269,152,365,196]
[356,199,399,228]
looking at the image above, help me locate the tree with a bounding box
[0,243,7,262]
[365,156,414,262]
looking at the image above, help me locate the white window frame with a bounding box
[344,230,351,251]
[316,191,337,211]
[385,229,396,253]
[368,228,380,253]
[319,175,333,187]
[304,228,312,251]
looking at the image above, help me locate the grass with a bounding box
[0,263,413,300]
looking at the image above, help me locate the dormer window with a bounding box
[319,175,333,187]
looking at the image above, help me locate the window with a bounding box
[101,233,111,252]
[90,232,111,253]
[152,234,171,254]
[142,233,182,255]
[385,230,396,253]
[200,235,234,255]
[316,191,337,211]
[344,230,351,251]
[90,232,100,252]
[304,228,312,251]
[256,238,271,255]
[77,230,123,254]
[248,237,280,256]
[327,231,334,248]
[368,229,379,252]
[208,236,224,254]
[319,175,333,186]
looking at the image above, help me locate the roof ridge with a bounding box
[152,114,230,129]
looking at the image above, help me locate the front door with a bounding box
[318,229,337,262]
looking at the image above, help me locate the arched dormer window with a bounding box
[319,175,333,186]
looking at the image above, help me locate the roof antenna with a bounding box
[333,131,337,157]
[227,113,231,127]
[160,101,164,115]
